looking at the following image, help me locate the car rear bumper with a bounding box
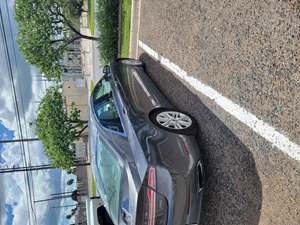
[135,162,205,225]
[154,151,205,225]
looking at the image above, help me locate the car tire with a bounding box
[149,108,198,135]
[116,58,144,67]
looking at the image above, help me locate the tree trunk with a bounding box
[75,125,88,138]
[71,121,87,130]
[72,31,99,41]
[69,119,88,124]
[49,7,99,40]
[60,12,100,41]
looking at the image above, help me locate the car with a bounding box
[89,58,205,225]
[86,197,115,225]
[86,197,114,225]
[86,198,102,225]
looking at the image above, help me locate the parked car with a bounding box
[89,58,205,225]
[86,197,114,225]
[86,198,101,225]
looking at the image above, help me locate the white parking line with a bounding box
[139,40,300,161]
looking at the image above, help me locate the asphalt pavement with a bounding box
[140,53,299,225]
[134,1,300,224]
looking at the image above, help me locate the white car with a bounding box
[86,198,101,225]
[86,197,114,225]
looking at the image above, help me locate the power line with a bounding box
[0,6,35,225]
[4,3,38,222]
[0,1,43,224]
[4,1,55,223]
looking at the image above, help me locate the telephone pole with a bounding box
[51,191,74,196]
[0,138,39,144]
[51,204,78,209]
[0,162,90,174]
[34,195,73,203]
[35,191,85,204]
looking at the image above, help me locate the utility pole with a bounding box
[51,191,74,196]
[0,162,90,174]
[51,204,78,209]
[35,192,85,203]
[34,195,73,203]
[0,138,40,144]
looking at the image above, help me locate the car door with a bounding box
[91,78,134,163]
[92,80,148,225]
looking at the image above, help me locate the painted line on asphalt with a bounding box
[139,40,300,161]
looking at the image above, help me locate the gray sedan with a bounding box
[89,58,205,225]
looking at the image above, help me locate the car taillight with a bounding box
[137,167,168,225]
[147,167,156,225]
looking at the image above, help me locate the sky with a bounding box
[0,1,77,225]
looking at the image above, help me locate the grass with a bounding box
[88,0,95,35]
[120,0,132,57]
[89,80,96,197]
[96,0,119,64]
[91,176,97,197]
[90,80,95,94]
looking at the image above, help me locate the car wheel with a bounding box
[149,108,198,135]
[116,58,144,67]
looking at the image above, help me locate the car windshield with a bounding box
[94,138,122,224]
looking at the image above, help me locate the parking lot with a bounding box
[131,0,300,224]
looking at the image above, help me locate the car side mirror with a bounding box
[103,65,110,75]
[103,65,111,81]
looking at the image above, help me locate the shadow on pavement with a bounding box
[140,53,262,225]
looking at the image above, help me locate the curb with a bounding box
[129,0,141,58]
[117,0,123,57]
[117,0,141,58]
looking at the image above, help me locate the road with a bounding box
[133,0,300,224]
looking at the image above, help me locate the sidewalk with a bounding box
[80,0,102,198]
[81,0,102,92]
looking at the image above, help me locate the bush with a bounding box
[96,0,119,64]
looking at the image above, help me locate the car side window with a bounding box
[95,98,124,133]
[93,79,112,102]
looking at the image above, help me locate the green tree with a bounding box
[61,0,86,18]
[14,0,98,79]
[36,87,88,169]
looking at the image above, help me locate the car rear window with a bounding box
[94,138,122,224]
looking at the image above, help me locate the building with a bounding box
[62,39,89,124]
[61,39,90,225]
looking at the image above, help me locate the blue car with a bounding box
[89,58,205,225]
